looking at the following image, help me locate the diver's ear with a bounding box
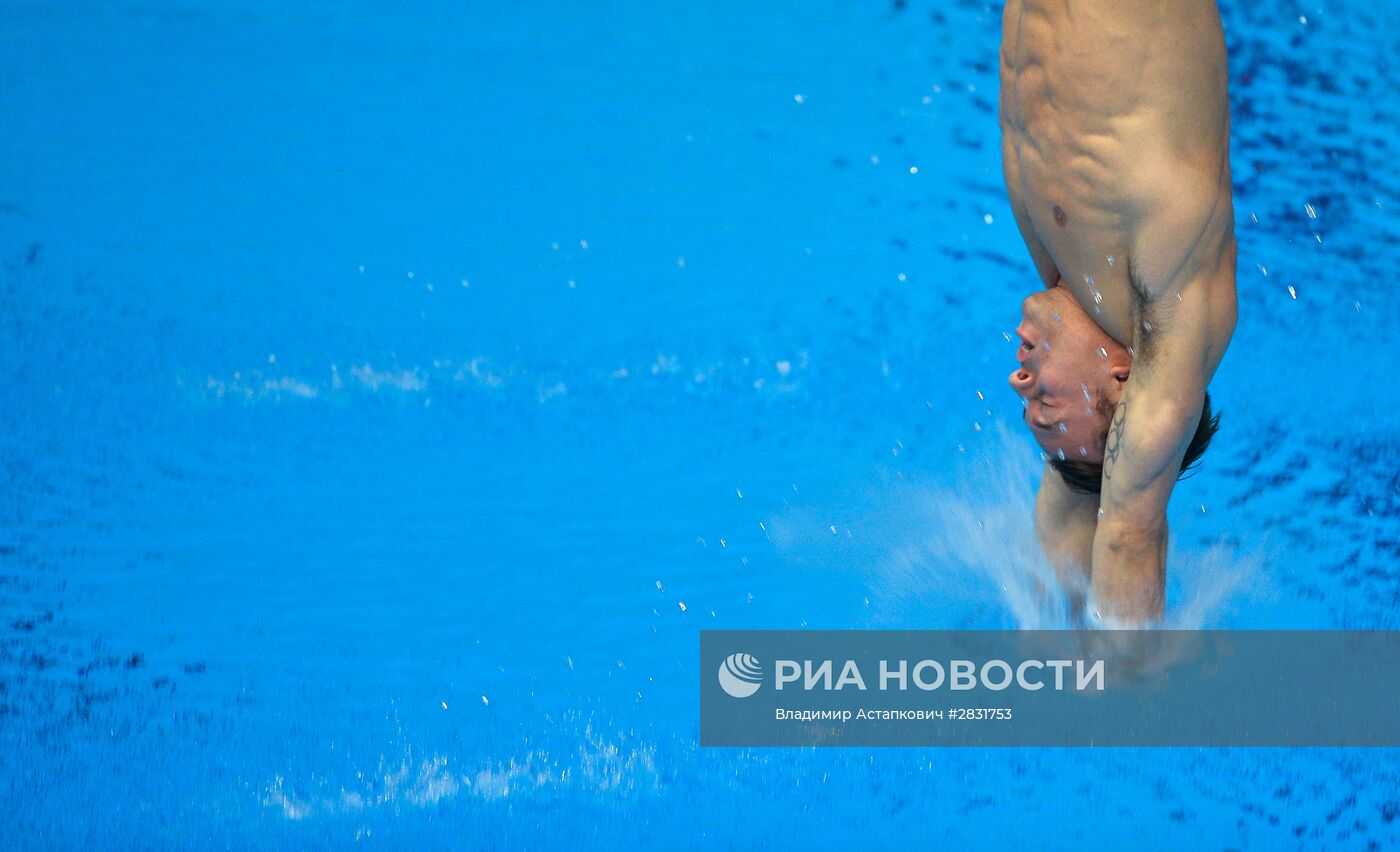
[1109,363,1130,382]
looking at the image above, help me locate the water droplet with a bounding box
[1096,347,1108,359]
[1081,383,1092,400]
[1057,422,1067,433]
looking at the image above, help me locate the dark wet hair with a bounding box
[1048,393,1220,496]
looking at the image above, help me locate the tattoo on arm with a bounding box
[1103,399,1127,480]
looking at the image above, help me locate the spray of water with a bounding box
[786,425,1273,629]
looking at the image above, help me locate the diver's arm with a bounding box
[1089,293,1221,624]
[1089,388,1190,624]
[1035,463,1098,613]
[1089,184,1236,625]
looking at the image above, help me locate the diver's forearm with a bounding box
[1034,478,1097,606]
[1089,515,1167,625]
[1035,508,1093,580]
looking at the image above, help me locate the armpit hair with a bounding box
[1125,255,1158,363]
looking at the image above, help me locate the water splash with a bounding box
[263,754,464,820]
[262,726,657,821]
[835,426,1271,629]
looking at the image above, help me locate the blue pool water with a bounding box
[2,0,1398,846]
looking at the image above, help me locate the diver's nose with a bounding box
[1008,367,1033,394]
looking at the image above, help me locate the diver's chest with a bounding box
[1017,175,1140,345]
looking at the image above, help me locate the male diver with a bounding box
[999,0,1238,624]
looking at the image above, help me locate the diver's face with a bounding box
[1008,284,1131,462]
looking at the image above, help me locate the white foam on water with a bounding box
[263,755,465,821]
[189,349,810,407]
[262,726,658,821]
[349,364,426,392]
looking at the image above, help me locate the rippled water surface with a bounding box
[2,0,1398,847]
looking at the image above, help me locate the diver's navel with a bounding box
[1052,205,1067,227]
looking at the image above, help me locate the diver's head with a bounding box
[1008,282,1130,462]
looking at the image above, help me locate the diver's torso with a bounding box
[999,0,1232,349]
